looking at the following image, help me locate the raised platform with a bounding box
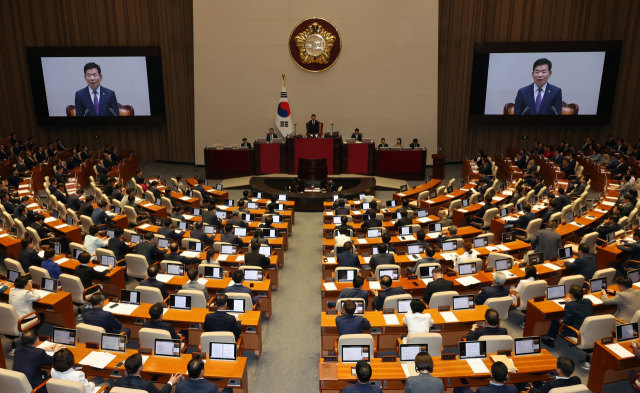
[249,176,376,211]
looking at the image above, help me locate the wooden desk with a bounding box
[0,230,22,259]
[0,287,76,328]
[319,351,556,392]
[522,286,618,337]
[588,340,640,393]
[186,178,229,203]
[50,343,248,392]
[418,183,478,213]
[106,301,263,358]
[320,277,427,311]
[374,149,427,181]
[321,215,440,237]
[203,148,255,180]
[58,257,127,299]
[393,179,442,202]
[255,141,286,174]
[216,204,294,230]
[341,142,375,175]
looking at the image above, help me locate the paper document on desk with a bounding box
[401,363,410,378]
[27,203,39,208]
[399,235,416,241]
[552,299,567,309]
[33,290,51,299]
[397,193,406,197]
[422,278,433,285]
[543,263,561,271]
[584,215,597,220]
[502,191,513,196]
[496,244,511,251]
[440,252,458,261]
[37,341,63,356]
[383,314,400,325]
[0,233,10,238]
[38,250,45,257]
[93,266,109,272]
[106,303,139,316]
[584,294,603,305]
[457,209,468,213]
[323,282,337,291]
[485,246,499,252]
[569,222,584,227]
[325,257,336,264]
[490,355,517,372]
[363,257,371,264]
[44,217,57,223]
[197,278,209,285]
[634,283,640,290]
[54,258,69,265]
[426,233,440,239]
[440,311,458,323]
[502,217,518,222]
[54,224,69,229]
[155,274,173,283]
[606,343,635,358]
[179,196,191,201]
[466,358,490,374]
[445,195,455,198]
[456,276,481,286]
[369,281,382,290]
[594,209,608,214]
[353,211,362,215]
[325,212,334,216]
[182,214,194,220]
[79,351,116,369]
[461,188,469,192]
[138,224,150,229]
[492,197,504,202]
[180,251,200,258]
[357,238,368,244]
[602,201,616,206]
[216,254,228,262]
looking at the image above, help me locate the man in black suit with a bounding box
[140,264,170,299]
[108,227,134,261]
[225,270,259,304]
[148,181,162,200]
[539,200,557,226]
[378,138,389,148]
[393,210,413,230]
[515,151,528,170]
[66,189,83,211]
[66,149,82,170]
[227,210,248,227]
[53,183,68,205]
[12,329,61,390]
[350,128,363,142]
[34,146,46,162]
[236,200,250,214]
[176,359,229,393]
[266,128,277,142]
[158,218,181,240]
[372,276,406,311]
[466,308,508,341]
[542,284,594,347]
[337,241,359,268]
[32,214,69,253]
[564,244,597,281]
[258,215,275,229]
[142,304,182,339]
[74,251,112,289]
[370,244,396,272]
[518,357,581,393]
[476,272,509,305]
[335,215,354,235]
[190,221,214,245]
[306,114,321,137]
[327,275,369,309]
[221,224,243,247]
[614,138,628,153]
[240,138,251,150]
[55,165,68,184]
[409,138,421,149]
[163,242,199,266]
[204,294,242,340]
[467,195,494,225]
[83,293,131,336]
[554,187,571,212]
[324,178,338,192]
[336,299,371,336]
[135,232,167,264]
[334,199,350,216]
[133,169,144,185]
[362,209,382,229]
[594,214,621,242]
[408,245,438,274]
[422,268,453,305]
[8,167,21,189]
[18,238,43,273]
[116,353,181,393]
[453,362,516,393]
[16,205,33,228]
[612,156,630,179]
[244,239,270,269]
[478,157,492,177]
[202,202,222,227]
[78,195,95,217]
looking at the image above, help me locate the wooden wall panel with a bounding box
[439,0,640,162]
[0,0,194,163]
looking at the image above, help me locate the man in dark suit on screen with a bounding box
[74,62,119,117]
[514,58,563,115]
[306,114,321,137]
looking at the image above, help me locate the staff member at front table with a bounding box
[306,114,321,137]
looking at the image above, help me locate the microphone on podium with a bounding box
[83,108,90,116]
[521,107,530,115]
[550,106,558,115]
[109,108,116,116]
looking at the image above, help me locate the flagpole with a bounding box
[282,73,285,86]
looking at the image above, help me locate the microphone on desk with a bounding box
[109,108,116,116]
[550,106,558,115]
[521,107,530,115]
[83,108,90,116]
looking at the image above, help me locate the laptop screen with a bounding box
[397,299,412,314]
[227,299,246,314]
[234,227,247,237]
[241,213,254,221]
[157,238,169,248]
[441,240,457,251]
[407,243,423,255]
[399,344,427,362]
[101,255,116,267]
[215,211,227,220]
[514,337,541,355]
[52,327,76,346]
[453,295,475,310]
[204,225,216,235]
[566,212,575,223]
[337,269,356,282]
[166,264,184,276]
[67,216,74,225]
[558,247,573,260]
[41,277,58,293]
[204,266,222,279]
[277,194,287,201]
[499,208,508,217]
[106,229,115,239]
[473,237,488,248]
[428,223,442,233]
[7,270,19,283]
[341,345,370,362]
[333,216,343,224]
[616,322,639,342]
[169,295,191,310]
[52,209,59,218]
[419,265,436,278]
[216,184,223,191]
[459,262,477,276]
[248,202,259,210]
[502,232,515,243]
[155,339,181,357]
[271,215,281,223]
[462,198,470,207]
[189,241,203,252]
[459,341,487,359]
[130,234,142,244]
[367,229,381,238]
[209,342,237,361]
[495,259,512,271]
[221,245,236,255]
[339,299,364,315]
[528,252,544,265]
[589,278,607,292]
[120,290,140,305]
[417,209,427,218]
[243,269,263,281]
[258,246,271,257]
[629,269,640,283]
[253,191,262,198]
[224,199,234,206]
[379,268,399,280]
[177,221,187,230]
[276,204,285,211]
[607,232,616,245]
[101,333,127,352]
[547,285,566,300]
[399,226,411,235]
[263,229,278,238]
[386,200,396,208]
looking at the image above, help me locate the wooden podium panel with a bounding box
[341,143,374,175]
[204,148,255,179]
[286,137,341,175]
[374,149,426,180]
[255,142,286,174]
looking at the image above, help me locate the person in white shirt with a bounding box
[52,348,115,392]
[513,265,538,294]
[9,275,44,332]
[84,225,109,260]
[362,189,375,203]
[402,299,433,343]
[455,241,476,270]
[335,232,351,247]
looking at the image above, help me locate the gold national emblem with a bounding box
[294,22,336,64]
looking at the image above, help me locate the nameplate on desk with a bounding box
[397,251,406,255]
[382,356,396,362]
[441,354,456,360]
[245,327,257,333]
[497,350,512,356]
[326,310,338,315]
[39,335,51,343]
[370,327,382,334]
[534,296,545,302]
[518,262,527,268]
[382,308,395,314]
[325,278,335,282]
[191,352,206,360]
[447,271,457,276]
[407,274,417,280]
[138,348,152,355]
[324,356,338,362]
[601,337,614,344]
[484,267,494,273]
[438,305,451,312]
[86,342,99,349]
[367,277,377,281]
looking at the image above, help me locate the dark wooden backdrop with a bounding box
[0,0,194,163]
[439,0,640,161]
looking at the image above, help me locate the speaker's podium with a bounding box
[298,158,328,183]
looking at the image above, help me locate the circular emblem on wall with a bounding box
[289,17,342,73]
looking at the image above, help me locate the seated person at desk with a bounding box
[370,244,395,272]
[455,242,477,269]
[541,284,594,348]
[362,209,382,229]
[554,187,571,211]
[226,270,259,304]
[564,244,596,282]
[539,199,558,225]
[237,200,250,213]
[343,361,383,393]
[83,293,131,336]
[437,209,453,227]
[593,214,621,242]
[327,275,368,309]
[171,205,187,221]
[621,194,636,217]
[108,227,135,261]
[350,128,363,142]
[467,195,494,225]
[334,199,351,216]
[85,225,109,259]
[381,233,396,253]
[516,203,537,228]
[409,138,420,149]
[518,357,581,393]
[204,294,242,341]
[337,241,359,268]
[466,308,507,341]
[9,276,44,332]
[378,138,388,149]
[615,229,640,274]
[393,138,403,148]
[265,202,280,216]
[408,245,439,274]
[404,353,444,393]
[194,178,211,204]
[509,185,524,205]
[18,237,43,274]
[41,247,63,280]
[220,224,243,247]
[259,215,275,229]
[176,358,231,393]
[601,277,640,323]
[164,242,200,266]
[570,175,589,198]
[361,189,375,203]
[74,251,112,288]
[333,192,348,209]
[143,303,184,340]
[78,195,95,217]
[531,220,562,261]
[245,238,270,269]
[403,299,433,341]
[240,137,251,149]
[266,127,277,142]
[116,353,182,393]
[190,221,215,245]
[158,218,181,240]
[334,230,351,246]
[227,209,248,227]
[66,188,83,211]
[32,214,70,253]
[52,348,115,392]
[371,275,406,311]
[454,361,516,393]
[437,225,460,249]
[13,329,61,390]
[324,178,338,192]
[513,265,537,295]
[306,114,321,137]
[336,299,371,336]
[476,272,509,306]
[393,210,412,229]
[202,201,223,227]
[476,178,489,196]
[335,215,354,235]
[8,168,21,189]
[140,264,170,299]
[413,230,430,251]
[90,200,109,225]
[179,268,209,304]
